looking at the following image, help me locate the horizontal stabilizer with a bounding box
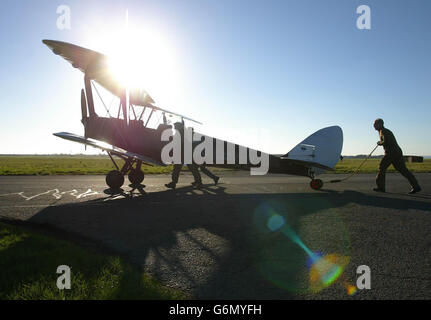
[278,157,334,171]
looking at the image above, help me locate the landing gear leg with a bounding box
[128,161,145,185]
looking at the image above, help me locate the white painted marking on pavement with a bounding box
[0,189,100,201]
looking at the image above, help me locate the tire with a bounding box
[106,170,124,189]
[128,169,145,185]
[310,179,323,190]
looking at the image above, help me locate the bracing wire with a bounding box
[91,82,112,118]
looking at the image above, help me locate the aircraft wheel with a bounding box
[128,169,145,185]
[106,170,124,189]
[310,179,323,190]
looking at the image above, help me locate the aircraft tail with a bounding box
[284,126,343,174]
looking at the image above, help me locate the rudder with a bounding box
[285,126,343,173]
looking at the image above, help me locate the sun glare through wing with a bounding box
[90,23,179,107]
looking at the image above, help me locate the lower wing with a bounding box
[53,132,166,167]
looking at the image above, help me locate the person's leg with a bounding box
[187,164,202,184]
[199,165,219,181]
[376,155,391,191]
[171,164,182,183]
[166,164,182,189]
[392,157,421,190]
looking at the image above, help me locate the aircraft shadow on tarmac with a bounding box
[25,185,431,299]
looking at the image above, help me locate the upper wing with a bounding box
[53,132,166,167]
[43,39,202,125]
[43,40,154,106]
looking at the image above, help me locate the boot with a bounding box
[165,181,176,190]
[408,186,421,194]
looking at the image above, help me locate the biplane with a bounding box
[43,39,343,190]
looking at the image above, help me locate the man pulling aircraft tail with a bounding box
[373,118,421,194]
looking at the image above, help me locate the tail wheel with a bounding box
[106,170,124,189]
[310,179,323,190]
[128,169,145,185]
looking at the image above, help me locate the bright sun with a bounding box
[92,26,180,107]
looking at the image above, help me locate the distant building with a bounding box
[403,156,423,163]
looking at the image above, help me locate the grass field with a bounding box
[0,221,185,300]
[0,155,172,175]
[334,158,431,174]
[0,155,430,175]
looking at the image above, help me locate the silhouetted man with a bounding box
[188,125,219,186]
[193,165,220,186]
[165,121,202,189]
[373,118,421,194]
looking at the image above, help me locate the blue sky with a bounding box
[0,0,430,155]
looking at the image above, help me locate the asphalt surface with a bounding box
[0,172,430,299]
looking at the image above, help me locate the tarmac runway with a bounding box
[0,172,430,299]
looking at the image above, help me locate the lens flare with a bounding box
[308,254,350,293]
[282,225,350,293]
[346,284,358,296]
[267,214,285,232]
[306,251,323,268]
[253,200,352,295]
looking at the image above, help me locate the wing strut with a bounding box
[84,75,96,117]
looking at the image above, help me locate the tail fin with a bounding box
[285,126,343,172]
